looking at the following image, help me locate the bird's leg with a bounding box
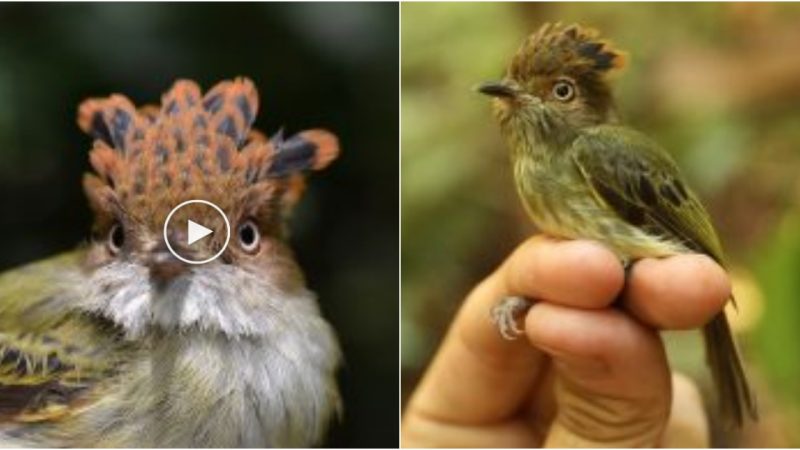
[612,257,633,307]
[621,256,632,273]
[491,296,535,340]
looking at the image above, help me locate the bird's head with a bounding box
[478,23,626,146]
[74,78,339,336]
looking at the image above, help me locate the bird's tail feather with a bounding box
[702,310,758,428]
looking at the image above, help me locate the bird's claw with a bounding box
[490,296,533,341]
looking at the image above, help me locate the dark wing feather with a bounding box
[570,125,726,264]
[0,252,126,424]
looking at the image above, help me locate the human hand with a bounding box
[402,236,730,447]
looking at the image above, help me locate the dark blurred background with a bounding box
[0,3,398,447]
[402,3,800,446]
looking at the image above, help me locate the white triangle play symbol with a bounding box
[187,220,213,246]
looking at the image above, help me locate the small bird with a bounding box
[478,23,757,427]
[0,78,341,446]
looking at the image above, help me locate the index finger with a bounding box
[404,236,624,425]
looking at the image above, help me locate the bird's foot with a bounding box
[490,295,534,340]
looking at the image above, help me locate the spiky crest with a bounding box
[77,78,339,228]
[509,22,627,82]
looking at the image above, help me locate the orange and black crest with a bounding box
[509,23,627,82]
[77,77,338,228]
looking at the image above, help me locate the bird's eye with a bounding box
[107,222,125,254]
[552,80,575,102]
[237,220,261,254]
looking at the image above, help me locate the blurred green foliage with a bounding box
[0,3,398,447]
[402,3,800,445]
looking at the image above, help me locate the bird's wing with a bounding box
[570,125,726,264]
[0,251,126,423]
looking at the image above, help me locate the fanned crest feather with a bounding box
[77,77,339,229]
[510,23,627,82]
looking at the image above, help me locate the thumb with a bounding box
[525,303,672,447]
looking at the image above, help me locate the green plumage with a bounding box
[571,126,724,261]
[0,251,126,422]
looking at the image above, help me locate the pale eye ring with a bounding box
[107,222,125,254]
[552,80,575,102]
[237,220,261,253]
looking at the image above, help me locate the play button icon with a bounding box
[163,199,231,264]
[187,220,213,246]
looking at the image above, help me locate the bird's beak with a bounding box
[148,250,187,283]
[476,80,519,99]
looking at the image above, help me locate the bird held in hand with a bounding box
[0,78,341,446]
[478,23,757,427]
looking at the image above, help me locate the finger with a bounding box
[406,234,623,426]
[465,236,624,361]
[623,254,731,330]
[525,303,672,447]
[660,373,710,448]
[504,235,624,309]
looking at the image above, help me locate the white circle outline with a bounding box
[163,199,231,265]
